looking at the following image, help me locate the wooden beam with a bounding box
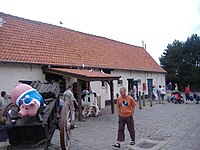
[77,79,83,121]
[108,80,114,114]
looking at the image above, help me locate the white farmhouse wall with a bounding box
[89,69,165,108]
[0,64,46,95]
[0,63,165,108]
[112,70,166,95]
[147,72,166,89]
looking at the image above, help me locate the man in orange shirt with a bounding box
[112,87,137,148]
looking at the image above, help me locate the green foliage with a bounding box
[160,34,200,91]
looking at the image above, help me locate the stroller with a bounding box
[187,93,200,104]
[170,91,184,104]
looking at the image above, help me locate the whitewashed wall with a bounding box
[0,63,165,108]
[0,63,46,95]
[89,69,165,108]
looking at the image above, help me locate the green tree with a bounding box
[183,34,200,90]
[160,34,200,91]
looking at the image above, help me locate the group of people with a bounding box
[5,82,195,149]
[152,85,166,104]
[60,84,101,120]
[152,82,193,104]
[152,82,178,104]
[1,81,197,149]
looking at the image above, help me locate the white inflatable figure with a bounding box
[81,89,100,117]
[81,90,90,117]
[87,90,100,117]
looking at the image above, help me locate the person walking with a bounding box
[185,84,191,104]
[166,82,173,103]
[158,85,166,104]
[63,84,77,125]
[152,85,158,104]
[112,87,137,148]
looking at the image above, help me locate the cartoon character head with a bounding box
[11,84,44,117]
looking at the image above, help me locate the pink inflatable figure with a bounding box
[11,84,44,117]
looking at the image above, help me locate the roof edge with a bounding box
[0,12,144,50]
[0,60,166,73]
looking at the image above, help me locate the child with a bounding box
[0,112,15,149]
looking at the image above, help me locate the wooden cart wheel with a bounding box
[60,102,74,150]
[2,103,15,117]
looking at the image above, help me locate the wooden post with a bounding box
[138,91,142,109]
[142,92,145,107]
[110,81,114,114]
[108,80,114,114]
[77,79,83,121]
[150,91,153,107]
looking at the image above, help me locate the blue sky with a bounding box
[1,0,200,64]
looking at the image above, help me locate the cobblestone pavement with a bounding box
[50,101,200,150]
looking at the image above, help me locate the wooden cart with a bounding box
[2,83,74,150]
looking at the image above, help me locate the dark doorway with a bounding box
[147,79,153,97]
[127,79,134,93]
[127,79,138,100]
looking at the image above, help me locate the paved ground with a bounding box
[50,100,200,150]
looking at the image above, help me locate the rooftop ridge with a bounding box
[0,12,144,50]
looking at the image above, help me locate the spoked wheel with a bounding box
[2,103,15,117]
[60,102,74,150]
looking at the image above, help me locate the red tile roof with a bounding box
[43,68,121,81]
[0,12,165,73]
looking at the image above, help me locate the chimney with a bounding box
[142,41,144,48]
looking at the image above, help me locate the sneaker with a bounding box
[112,143,120,148]
[130,141,135,145]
